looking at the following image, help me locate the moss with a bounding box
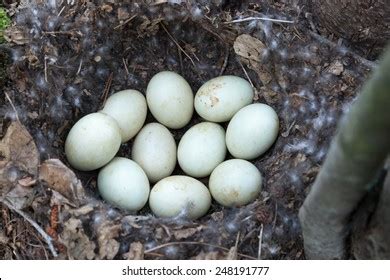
[0,8,11,42]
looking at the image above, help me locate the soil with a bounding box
[0,0,375,259]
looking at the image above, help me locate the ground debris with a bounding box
[59,218,96,260]
[233,34,272,86]
[39,159,85,206]
[96,220,121,260]
[0,122,38,208]
[125,242,145,260]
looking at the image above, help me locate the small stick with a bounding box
[5,92,20,122]
[122,58,129,76]
[257,224,264,260]
[57,5,65,17]
[178,47,183,73]
[44,56,48,83]
[1,199,58,258]
[160,23,196,68]
[238,59,254,88]
[219,45,230,76]
[224,16,294,24]
[145,241,256,260]
[101,73,113,106]
[76,59,83,75]
[114,14,137,30]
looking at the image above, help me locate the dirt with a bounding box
[0,0,375,260]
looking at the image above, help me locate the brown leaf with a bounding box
[125,242,144,260]
[96,220,121,260]
[4,26,30,45]
[0,122,39,176]
[173,226,204,240]
[39,159,85,205]
[5,184,35,209]
[59,218,96,260]
[234,34,266,62]
[234,34,272,86]
[117,7,130,21]
[0,122,39,205]
[328,60,344,76]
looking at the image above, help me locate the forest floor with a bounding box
[0,0,375,260]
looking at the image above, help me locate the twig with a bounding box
[5,92,20,122]
[237,59,254,88]
[178,47,183,73]
[114,14,137,30]
[160,23,196,68]
[1,199,58,258]
[101,73,113,107]
[257,224,264,260]
[145,241,257,260]
[44,56,48,83]
[309,31,378,69]
[219,45,230,76]
[57,5,65,17]
[224,16,294,24]
[76,59,83,75]
[122,58,129,76]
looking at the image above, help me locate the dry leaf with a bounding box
[0,122,38,206]
[96,220,121,259]
[125,242,144,260]
[117,7,130,21]
[328,60,344,76]
[68,204,95,217]
[4,26,30,45]
[261,87,281,104]
[173,226,204,240]
[59,218,96,260]
[39,159,85,205]
[0,122,39,176]
[234,34,272,86]
[5,184,35,209]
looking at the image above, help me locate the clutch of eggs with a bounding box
[64,71,279,219]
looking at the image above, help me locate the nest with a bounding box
[0,0,372,259]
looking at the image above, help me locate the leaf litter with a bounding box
[0,0,375,260]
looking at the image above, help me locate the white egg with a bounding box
[146,71,194,129]
[131,123,176,183]
[101,89,147,143]
[98,157,150,211]
[149,176,211,219]
[194,75,254,122]
[226,103,279,159]
[65,112,121,171]
[178,122,226,178]
[209,159,262,207]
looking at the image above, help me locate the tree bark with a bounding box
[351,165,390,259]
[310,0,390,54]
[299,48,390,259]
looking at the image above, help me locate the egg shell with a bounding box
[149,176,211,219]
[146,71,193,129]
[226,103,279,159]
[101,89,147,143]
[209,159,262,207]
[98,157,150,211]
[194,75,254,122]
[178,122,226,178]
[131,123,177,183]
[65,112,121,171]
